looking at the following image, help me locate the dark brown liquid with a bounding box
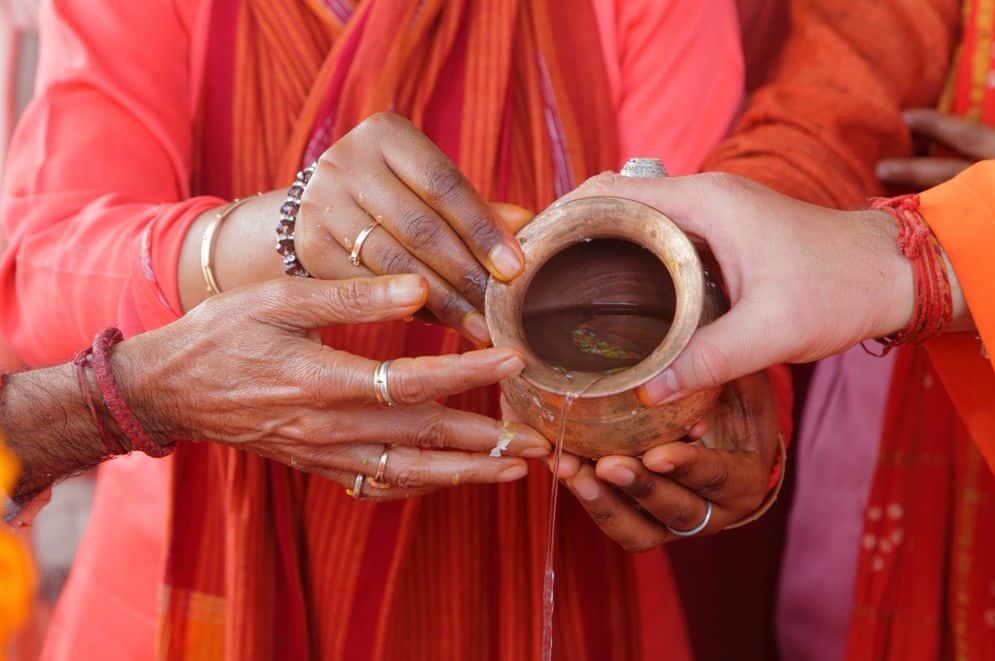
[523,304,670,373]
[521,239,675,375]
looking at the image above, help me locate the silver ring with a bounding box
[349,221,379,266]
[373,360,395,407]
[369,446,391,488]
[348,473,365,499]
[620,157,668,179]
[664,500,712,538]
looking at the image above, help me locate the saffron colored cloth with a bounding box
[0,1,744,660]
[707,0,995,658]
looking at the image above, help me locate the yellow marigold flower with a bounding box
[0,434,34,658]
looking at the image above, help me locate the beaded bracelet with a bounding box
[276,162,316,278]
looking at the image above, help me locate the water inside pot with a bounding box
[521,238,676,374]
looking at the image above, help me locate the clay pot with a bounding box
[485,191,726,458]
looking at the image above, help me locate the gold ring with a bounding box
[369,446,391,488]
[373,360,394,407]
[347,473,365,499]
[349,221,379,267]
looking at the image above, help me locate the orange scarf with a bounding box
[847,2,995,657]
[160,2,686,659]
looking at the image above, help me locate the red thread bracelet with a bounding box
[72,347,127,456]
[90,328,173,458]
[864,194,952,356]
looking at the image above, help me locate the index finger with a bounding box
[379,124,525,281]
[301,347,526,406]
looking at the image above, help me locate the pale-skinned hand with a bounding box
[555,171,917,404]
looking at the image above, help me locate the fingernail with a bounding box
[571,473,601,501]
[522,446,551,458]
[497,463,528,482]
[387,275,426,306]
[494,352,525,378]
[648,460,675,474]
[462,312,491,345]
[488,244,524,281]
[641,369,680,406]
[602,466,635,487]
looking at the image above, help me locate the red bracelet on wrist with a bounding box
[864,194,953,356]
[72,347,127,457]
[89,328,173,458]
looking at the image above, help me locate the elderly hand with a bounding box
[121,275,549,500]
[295,112,532,344]
[877,109,995,190]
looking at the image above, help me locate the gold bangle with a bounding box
[201,194,260,296]
[724,433,787,530]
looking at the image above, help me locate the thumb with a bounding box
[248,274,428,330]
[636,303,781,405]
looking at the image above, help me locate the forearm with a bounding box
[177,191,286,312]
[1,363,109,502]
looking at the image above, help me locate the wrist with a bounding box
[111,334,180,448]
[858,209,916,340]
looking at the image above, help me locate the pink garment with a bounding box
[0,1,743,659]
[777,348,896,661]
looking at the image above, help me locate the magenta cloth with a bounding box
[777,347,896,661]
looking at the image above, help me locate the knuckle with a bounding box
[398,208,446,250]
[328,279,373,314]
[582,171,621,194]
[411,411,449,447]
[670,499,701,529]
[436,291,468,323]
[378,243,418,275]
[688,339,730,389]
[361,111,403,134]
[464,213,502,249]
[392,467,427,489]
[628,476,657,499]
[424,164,464,204]
[589,505,614,525]
[696,458,730,497]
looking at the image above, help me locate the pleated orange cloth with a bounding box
[2,0,745,658]
[137,2,716,659]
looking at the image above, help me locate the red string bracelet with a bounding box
[72,347,127,456]
[90,328,173,458]
[863,194,953,356]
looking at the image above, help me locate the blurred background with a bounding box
[0,4,95,659]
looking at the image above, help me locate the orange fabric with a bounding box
[143,2,740,660]
[706,0,961,208]
[920,162,995,469]
[2,0,744,659]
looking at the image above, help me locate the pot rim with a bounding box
[484,196,704,398]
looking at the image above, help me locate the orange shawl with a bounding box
[159,2,682,659]
[846,2,995,657]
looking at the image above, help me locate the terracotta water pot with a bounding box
[485,160,729,457]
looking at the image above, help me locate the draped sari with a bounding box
[103,1,742,659]
[1,1,743,658]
